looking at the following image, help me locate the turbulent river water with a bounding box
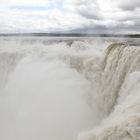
[0,37,140,140]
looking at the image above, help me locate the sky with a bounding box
[0,0,140,33]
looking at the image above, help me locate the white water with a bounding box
[0,38,140,140]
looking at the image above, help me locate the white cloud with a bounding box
[1,0,49,6]
[0,0,139,33]
[64,0,140,33]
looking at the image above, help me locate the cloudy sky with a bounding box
[0,0,140,33]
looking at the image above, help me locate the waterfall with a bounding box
[79,43,140,140]
[0,38,140,140]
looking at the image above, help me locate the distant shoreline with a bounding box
[0,33,140,38]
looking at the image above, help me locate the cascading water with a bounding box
[79,43,140,140]
[0,37,140,140]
